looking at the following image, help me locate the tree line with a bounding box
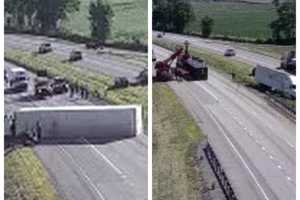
[5,0,114,43]
[153,0,295,44]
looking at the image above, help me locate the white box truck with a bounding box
[254,65,296,99]
[6,67,29,91]
[14,105,143,141]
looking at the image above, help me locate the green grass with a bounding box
[231,43,295,59]
[154,38,255,85]
[61,0,147,44]
[5,148,59,200]
[5,50,147,125]
[153,83,205,200]
[186,0,277,40]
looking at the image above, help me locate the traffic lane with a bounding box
[5,38,140,79]
[204,73,296,151]
[169,80,295,200]
[153,45,295,155]
[200,75,296,196]
[154,45,294,199]
[35,135,147,200]
[5,34,144,78]
[5,37,142,75]
[5,62,147,200]
[5,34,145,70]
[153,31,280,69]
[169,82,267,200]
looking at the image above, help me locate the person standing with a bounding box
[36,121,42,143]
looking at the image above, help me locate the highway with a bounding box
[5,34,147,79]
[5,61,148,200]
[153,31,281,69]
[153,45,295,200]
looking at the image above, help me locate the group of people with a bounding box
[69,83,90,99]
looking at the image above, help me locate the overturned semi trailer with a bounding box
[14,105,143,140]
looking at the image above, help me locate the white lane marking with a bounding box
[196,83,219,102]
[58,146,106,200]
[277,165,282,170]
[287,176,292,181]
[81,138,123,176]
[286,142,295,149]
[206,107,270,200]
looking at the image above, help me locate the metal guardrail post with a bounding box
[204,142,238,200]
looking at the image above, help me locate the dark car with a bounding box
[157,33,163,38]
[50,77,68,94]
[38,43,52,54]
[86,41,103,49]
[69,50,82,61]
[224,48,236,57]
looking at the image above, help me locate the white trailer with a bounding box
[6,67,29,91]
[254,65,296,99]
[14,105,143,140]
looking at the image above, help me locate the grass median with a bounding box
[5,148,59,200]
[153,83,205,200]
[5,49,147,124]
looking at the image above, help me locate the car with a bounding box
[224,48,236,57]
[69,50,82,61]
[50,77,68,94]
[38,43,52,54]
[157,33,163,38]
[86,41,102,49]
[34,77,52,97]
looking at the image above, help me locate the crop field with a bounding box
[61,0,147,43]
[186,0,277,40]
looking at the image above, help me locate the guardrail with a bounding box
[203,143,238,200]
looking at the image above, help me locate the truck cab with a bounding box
[7,67,28,91]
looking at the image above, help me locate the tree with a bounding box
[35,0,80,33]
[172,0,194,33]
[201,16,214,38]
[153,0,169,31]
[270,0,295,43]
[5,0,80,33]
[89,0,114,43]
[153,0,194,33]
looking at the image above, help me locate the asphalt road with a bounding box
[153,31,281,69]
[153,45,295,200]
[5,34,147,79]
[5,61,148,200]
